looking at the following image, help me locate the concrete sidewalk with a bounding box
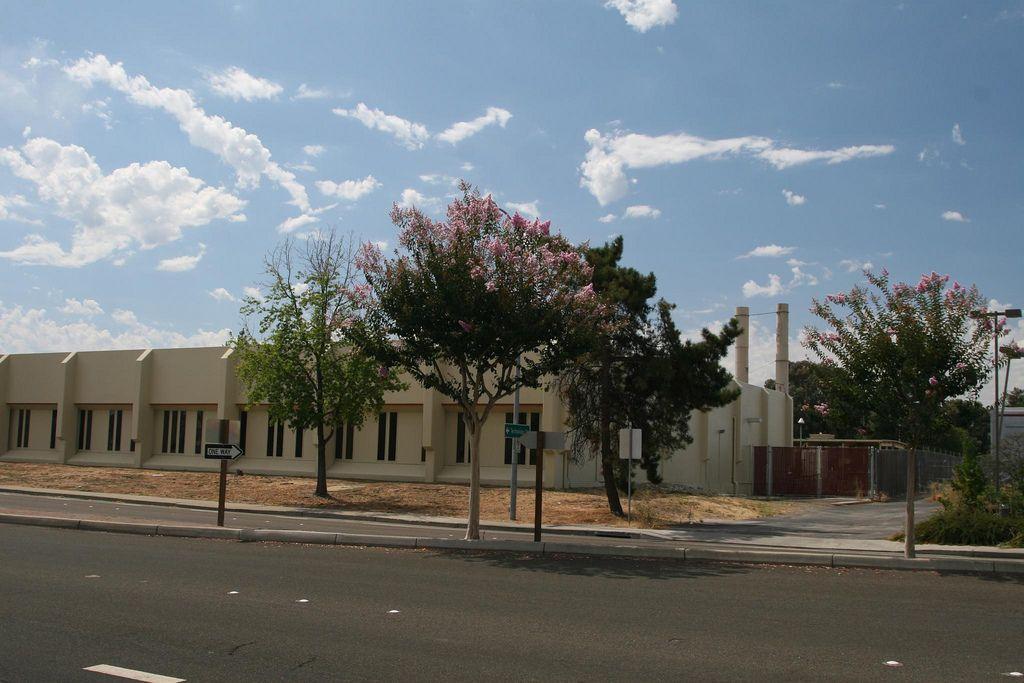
[0,485,1022,570]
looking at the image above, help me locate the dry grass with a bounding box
[0,462,797,528]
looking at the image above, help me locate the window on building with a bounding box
[334,422,344,461]
[266,420,285,457]
[345,422,354,460]
[15,409,31,448]
[239,411,247,452]
[107,409,124,452]
[294,426,303,458]
[375,412,399,461]
[77,409,93,451]
[455,413,471,463]
[49,409,57,450]
[161,410,186,454]
[194,410,204,455]
[504,411,541,465]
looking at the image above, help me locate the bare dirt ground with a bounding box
[0,462,799,528]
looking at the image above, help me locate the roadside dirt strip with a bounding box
[1,512,1021,575]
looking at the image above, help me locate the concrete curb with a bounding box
[0,485,650,540]
[2,513,1022,575]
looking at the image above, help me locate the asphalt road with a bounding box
[1,524,1022,682]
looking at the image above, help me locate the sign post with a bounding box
[619,428,642,526]
[521,430,566,542]
[204,418,244,527]
[505,420,529,521]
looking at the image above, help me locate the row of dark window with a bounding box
[455,411,541,464]
[77,408,133,452]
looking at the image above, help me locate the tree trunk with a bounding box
[466,416,483,540]
[904,447,916,559]
[315,422,329,498]
[600,359,624,516]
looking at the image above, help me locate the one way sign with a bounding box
[204,444,244,460]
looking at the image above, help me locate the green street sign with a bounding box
[505,423,530,439]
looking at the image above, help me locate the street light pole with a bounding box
[971,307,1022,492]
[797,417,805,442]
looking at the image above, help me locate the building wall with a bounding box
[0,347,792,491]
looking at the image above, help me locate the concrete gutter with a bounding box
[2,512,1022,576]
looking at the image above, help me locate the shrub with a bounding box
[914,506,1024,546]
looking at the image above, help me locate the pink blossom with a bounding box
[928,376,938,386]
[377,366,390,379]
[458,320,474,333]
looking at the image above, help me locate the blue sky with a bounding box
[1,0,1022,386]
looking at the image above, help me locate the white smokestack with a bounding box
[736,306,749,384]
[775,302,789,394]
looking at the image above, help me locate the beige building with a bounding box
[0,306,792,494]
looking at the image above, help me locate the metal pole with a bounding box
[869,447,876,499]
[217,418,228,527]
[509,355,521,520]
[995,330,1001,492]
[816,446,823,498]
[627,437,632,527]
[766,446,773,498]
[533,430,544,543]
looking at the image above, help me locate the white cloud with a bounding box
[0,302,229,353]
[59,298,103,316]
[302,144,325,157]
[243,286,263,301]
[782,189,806,206]
[437,107,512,145]
[81,98,113,129]
[419,173,458,186]
[208,287,236,302]
[156,243,206,272]
[397,188,439,210]
[623,204,661,219]
[874,203,887,209]
[839,258,873,273]
[506,200,540,217]
[826,81,846,89]
[742,274,784,298]
[952,123,965,146]
[292,83,332,100]
[605,0,678,32]
[942,210,969,222]
[373,240,388,251]
[918,146,940,164]
[277,213,319,233]
[0,193,40,224]
[65,54,310,212]
[284,162,316,173]
[316,175,381,201]
[460,162,474,172]
[788,264,818,288]
[333,102,430,150]
[758,144,895,170]
[598,213,617,223]
[206,66,283,102]
[579,128,894,204]
[738,244,795,259]
[0,137,245,267]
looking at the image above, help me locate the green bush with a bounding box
[915,506,1024,547]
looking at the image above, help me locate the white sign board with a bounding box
[618,428,642,460]
[520,431,566,451]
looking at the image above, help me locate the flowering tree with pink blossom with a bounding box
[359,183,605,540]
[232,231,404,498]
[806,269,996,556]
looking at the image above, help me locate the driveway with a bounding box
[650,499,940,552]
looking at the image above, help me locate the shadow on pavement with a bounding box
[422,549,753,581]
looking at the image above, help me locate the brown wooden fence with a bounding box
[753,446,959,498]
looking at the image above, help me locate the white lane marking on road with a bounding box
[83,664,185,682]
[85,575,101,579]
[388,609,400,614]
[296,598,309,603]
[884,661,903,668]
[1004,673,1023,678]
[228,590,239,595]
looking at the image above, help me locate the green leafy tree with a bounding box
[359,184,604,540]
[806,270,994,557]
[232,232,402,498]
[935,399,990,455]
[561,238,739,514]
[1005,387,1024,408]
[765,360,867,438]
